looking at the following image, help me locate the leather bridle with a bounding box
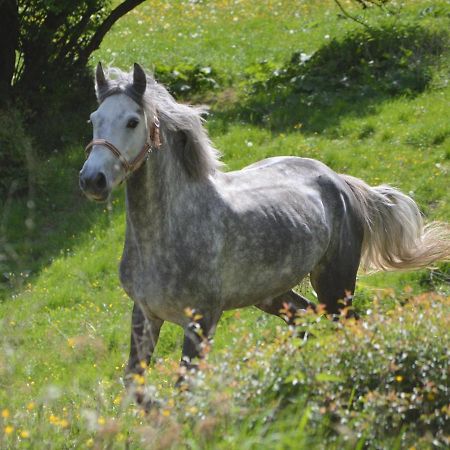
[84,116,161,175]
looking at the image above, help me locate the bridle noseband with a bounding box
[84,116,161,175]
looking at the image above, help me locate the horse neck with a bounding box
[124,129,211,239]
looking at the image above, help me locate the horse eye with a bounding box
[127,119,139,129]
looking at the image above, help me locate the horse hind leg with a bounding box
[310,242,361,319]
[256,290,316,326]
[309,264,359,319]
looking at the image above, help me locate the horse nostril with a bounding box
[94,172,107,191]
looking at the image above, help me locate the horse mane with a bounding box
[98,66,223,180]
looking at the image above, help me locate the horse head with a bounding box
[79,63,154,201]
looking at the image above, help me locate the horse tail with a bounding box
[340,174,450,272]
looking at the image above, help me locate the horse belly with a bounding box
[220,213,330,309]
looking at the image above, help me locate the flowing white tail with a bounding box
[341,174,450,271]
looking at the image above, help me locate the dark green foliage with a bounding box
[0,1,145,195]
[26,70,96,153]
[11,0,146,148]
[12,1,145,94]
[0,108,33,197]
[0,75,95,198]
[16,1,107,89]
[239,24,448,132]
[155,63,223,99]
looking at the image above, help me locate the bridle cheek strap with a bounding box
[84,118,161,175]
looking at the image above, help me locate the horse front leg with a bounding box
[178,310,221,384]
[125,302,163,390]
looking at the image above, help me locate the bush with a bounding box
[241,24,449,132]
[0,107,34,198]
[275,24,446,96]
[155,63,223,99]
[147,294,449,448]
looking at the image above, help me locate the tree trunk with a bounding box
[0,0,19,104]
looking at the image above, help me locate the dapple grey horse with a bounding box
[79,63,449,386]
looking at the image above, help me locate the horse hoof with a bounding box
[175,374,191,391]
[134,391,160,412]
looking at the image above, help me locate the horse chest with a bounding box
[119,239,219,322]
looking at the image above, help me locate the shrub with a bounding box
[242,24,449,132]
[26,70,95,153]
[155,63,223,99]
[160,294,450,448]
[0,107,34,198]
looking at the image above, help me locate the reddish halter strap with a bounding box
[84,117,161,175]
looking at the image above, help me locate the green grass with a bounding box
[1,0,449,447]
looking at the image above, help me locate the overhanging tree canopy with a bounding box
[0,0,146,103]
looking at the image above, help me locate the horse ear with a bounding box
[95,62,109,102]
[132,63,147,98]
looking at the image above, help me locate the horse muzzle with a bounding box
[79,167,110,202]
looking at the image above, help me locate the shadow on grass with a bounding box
[219,24,448,134]
[0,149,123,299]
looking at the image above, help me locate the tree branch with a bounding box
[334,0,371,29]
[354,0,368,8]
[78,0,146,66]
[54,4,102,66]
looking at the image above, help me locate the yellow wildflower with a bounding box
[4,425,14,435]
[1,409,10,418]
[20,430,30,438]
[26,402,36,411]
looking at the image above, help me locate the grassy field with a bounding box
[1,0,449,448]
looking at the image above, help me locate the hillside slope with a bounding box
[0,1,449,448]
